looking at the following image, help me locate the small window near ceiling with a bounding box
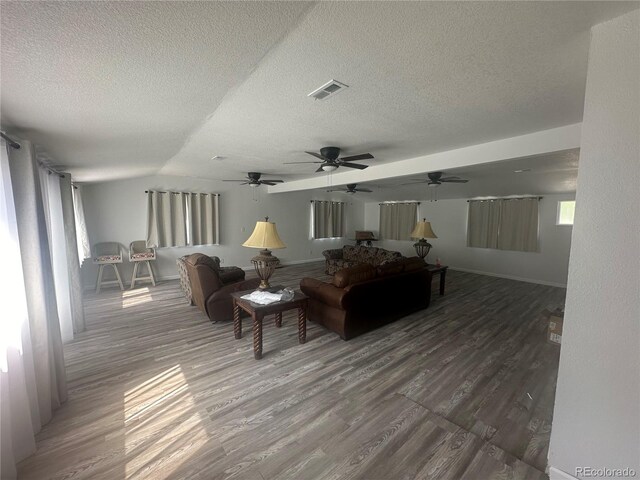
[556,200,576,226]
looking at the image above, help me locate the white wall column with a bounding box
[548,9,640,479]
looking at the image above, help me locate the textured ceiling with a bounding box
[1,1,637,186]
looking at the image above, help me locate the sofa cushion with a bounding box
[218,266,245,284]
[402,256,426,272]
[333,263,377,288]
[377,261,405,277]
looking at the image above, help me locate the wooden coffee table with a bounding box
[231,288,308,360]
[426,264,448,295]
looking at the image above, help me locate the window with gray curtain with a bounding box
[379,202,418,240]
[146,191,220,247]
[467,197,539,252]
[312,200,345,239]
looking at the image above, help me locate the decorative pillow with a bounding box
[333,263,377,288]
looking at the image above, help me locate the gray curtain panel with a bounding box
[146,191,188,247]
[312,201,345,239]
[467,198,539,252]
[467,200,502,248]
[59,175,85,334]
[6,140,68,433]
[188,193,219,246]
[72,186,91,262]
[379,202,418,240]
[498,197,539,252]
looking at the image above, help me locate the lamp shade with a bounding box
[411,219,437,239]
[242,218,286,249]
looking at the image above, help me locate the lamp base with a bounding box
[413,239,432,261]
[251,249,280,290]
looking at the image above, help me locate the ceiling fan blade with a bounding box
[326,188,344,192]
[315,166,326,173]
[222,179,247,182]
[263,179,284,183]
[283,161,323,164]
[440,178,468,183]
[260,181,277,186]
[401,180,427,185]
[354,188,372,193]
[340,162,368,170]
[340,153,374,162]
[305,151,329,161]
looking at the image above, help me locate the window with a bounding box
[467,197,539,252]
[557,200,576,225]
[311,200,345,239]
[146,191,220,247]
[379,202,418,240]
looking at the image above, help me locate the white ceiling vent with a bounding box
[308,79,348,100]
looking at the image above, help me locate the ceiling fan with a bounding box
[403,171,469,188]
[327,183,372,194]
[222,172,284,187]
[284,146,374,172]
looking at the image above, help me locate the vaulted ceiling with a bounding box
[1,1,637,190]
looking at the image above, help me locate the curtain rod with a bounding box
[310,200,345,203]
[38,161,65,179]
[378,201,421,205]
[0,132,21,149]
[466,196,543,202]
[145,190,220,196]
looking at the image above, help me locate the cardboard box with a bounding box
[548,310,564,345]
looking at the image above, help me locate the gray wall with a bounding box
[549,9,640,480]
[81,175,364,287]
[364,194,574,287]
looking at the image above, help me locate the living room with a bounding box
[1,2,638,480]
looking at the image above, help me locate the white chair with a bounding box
[129,240,156,289]
[92,242,125,293]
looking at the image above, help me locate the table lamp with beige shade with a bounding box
[410,219,437,262]
[242,217,286,290]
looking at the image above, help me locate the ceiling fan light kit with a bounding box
[222,172,285,187]
[283,146,374,172]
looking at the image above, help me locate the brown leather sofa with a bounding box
[300,257,432,340]
[184,253,260,322]
[322,245,403,275]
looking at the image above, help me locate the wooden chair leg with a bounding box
[95,264,104,294]
[130,262,139,289]
[112,264,125,291]
[147,261,156,286]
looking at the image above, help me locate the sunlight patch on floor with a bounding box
[121,287,154,308]
[124,364,211,479]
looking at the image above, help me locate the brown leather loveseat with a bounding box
[300,257,432,340]
[184,253,260,322]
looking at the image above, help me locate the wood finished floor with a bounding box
[17,262,565,480]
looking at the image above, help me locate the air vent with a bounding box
[308,79,348,100]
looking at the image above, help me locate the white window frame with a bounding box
[556,200,576,226]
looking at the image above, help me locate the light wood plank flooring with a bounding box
[17,262,565,480]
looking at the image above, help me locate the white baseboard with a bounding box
[448,266,567,288]
[83,258,325,290]
[549,467,578,480]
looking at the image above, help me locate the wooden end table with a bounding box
[230,288,308,360]
[426,264,448,295]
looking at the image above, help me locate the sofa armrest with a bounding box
[209,278,261,303]
[322,249,344,260]
[300,277,348,310]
